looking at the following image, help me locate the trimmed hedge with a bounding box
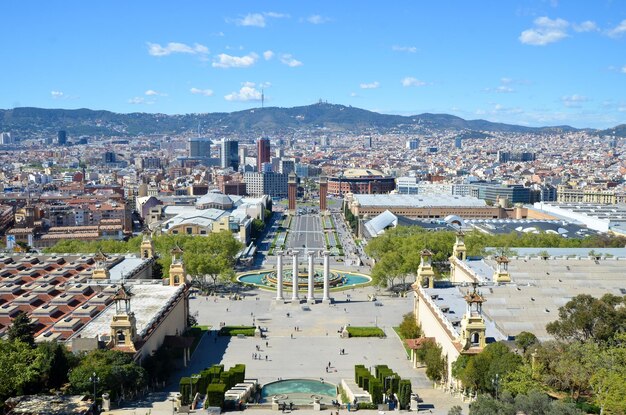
[179,376,200,405]
[206,383,227,408]
[398,379,412,410]
[218,326,256,336]
[346,326,386,338]
[369,378,383,405]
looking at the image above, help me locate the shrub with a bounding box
[231,364,246,384]
[398,312,422,339]
[346,326,386,338]
[206,383,226,408]
[357,402,378,410]
[218,326,256,336]
[369,378,383,404]
[398,379,412,409]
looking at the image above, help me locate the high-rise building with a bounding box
[57,130,67,146]
[279,159,296,175]
[455,137,463,149]
[238,147,248,166]
[243,172,288,198]
[363,135,372,148]
[405,139,419,150]
[221,139,239,170]
[256,137,271,172]
[0,132,12,145]
[321,135,330,147]
[188,137,212,158]
[497,151,536,163]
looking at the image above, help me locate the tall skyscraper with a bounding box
[455,137,463,149]
[363,135,372,148]
[57,130,67,146]
[188,137,211,158]
[221,138,239,170]
[406,139,419,149]
[256,137,271,172]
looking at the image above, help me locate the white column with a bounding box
[307,251,315,302]
[291,251,299,301]
[276,251,284,301]
[322,250,331,302]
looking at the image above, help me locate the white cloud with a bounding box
[573,20,597,32]
[235,13,266,27]
[224,82,263,102]
[231,12,289,27]
[263,50,274,60]
[519,16,569,45]
[51,91,64,99]
[401,77,427,87]
[212,52,259,68]
[485,85,515,93]
[128,97,153,105]
[190,88,214,97]
[259,81,272,88]
[264,12,289,19]
[350,92,359,97]
[392,45,417,53]
[561,94,589,107]
[608,19,626,38]
[147,42,209,56]
[359,81,380,89]
[280,54,303,67]
[307,15,330,24]
[145,90,167,96]
[622,66,626,73]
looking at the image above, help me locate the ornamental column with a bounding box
[307,251,315,303]
[275,250,284,301]
[322,250,331,303]
[291,250,300,302]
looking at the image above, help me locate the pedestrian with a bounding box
[328,361,331,368]
[290,333,293,339]
[265,355,268,361]
[266,341,269,347]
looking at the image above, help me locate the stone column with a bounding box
[275,250,284,301]
[291,251,300,302]
[322,251,331,303]
[307,251,315,303]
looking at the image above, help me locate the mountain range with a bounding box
[0,103,622,138]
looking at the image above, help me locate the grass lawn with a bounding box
[347,326,386,338]
[393,326,411,356]
[218,325,256,336]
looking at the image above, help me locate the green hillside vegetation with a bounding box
[0,102,588,138]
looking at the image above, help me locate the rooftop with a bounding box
[353,194,487,208]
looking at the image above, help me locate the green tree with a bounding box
[448,405,463,415]
[398,312,422,339]
[7,310,37,347]
[0,340,41,403]
[501,364,544,396]
[250,218,265,239]
[546,294,626,343]
[69,350,147,401]
[515,331,539,354]
[34,342,78,391]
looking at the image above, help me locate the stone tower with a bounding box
[288,172,297,214]
[169,245,186,286]
[110,285,137,352]
[319,176,328,211]
[416,249,436,289]
[452,231,467,261]
[140,232,154,259]
[493,255,511,283]
[459,283,487,350]
[92,250,110,280]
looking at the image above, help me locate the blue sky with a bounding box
[1,1,625,128]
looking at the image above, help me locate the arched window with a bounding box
[117,330,126,343]
[470,332,480,346]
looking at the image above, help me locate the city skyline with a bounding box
[1,1,625,128]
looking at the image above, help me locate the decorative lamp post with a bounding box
[492,373,499,400]
[89,372,100,408]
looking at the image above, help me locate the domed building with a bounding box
[327,168,395,195]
